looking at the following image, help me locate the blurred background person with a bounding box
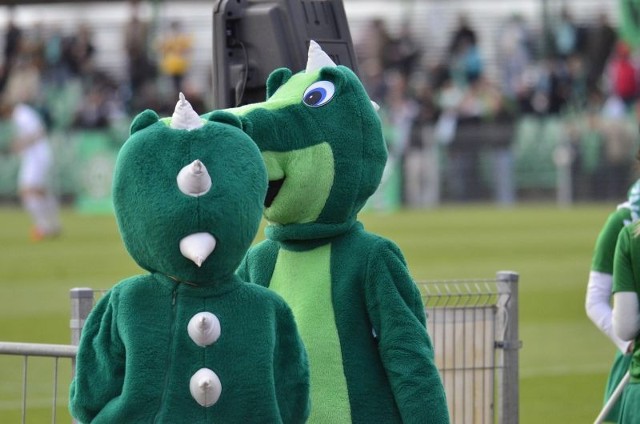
[123,0,156,113]
[0,6,21,92]
[156,19,192,94]
[2,54,60,241]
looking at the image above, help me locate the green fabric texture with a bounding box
[233,48,449,424]
[613,225,640,384]
[69,107,309,423]
[618,383,640,424]
[603,350,633,422]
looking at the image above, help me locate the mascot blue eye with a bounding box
[302,81,335,107]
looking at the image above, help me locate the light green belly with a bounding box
[270,244,351,422]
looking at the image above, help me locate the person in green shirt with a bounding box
[588,180,640,421]
[612,215,640,423]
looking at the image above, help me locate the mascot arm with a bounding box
[366,240,450,424]
[69,290,125,422]
[274,304,311,423]
[236,252,250,282]
[236,240,280,287]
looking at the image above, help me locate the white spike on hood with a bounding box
[177,159,212,197]
[171,92,204,130]
[179,232,216,267]
[305,40,337,72]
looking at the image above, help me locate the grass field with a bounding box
[0,203,620,423]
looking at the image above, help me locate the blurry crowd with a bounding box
[0,1,199,135]
[0,3,637,206]
[355,8,640,206]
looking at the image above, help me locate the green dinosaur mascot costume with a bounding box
[233,41,449,423]
[69,94,310,423]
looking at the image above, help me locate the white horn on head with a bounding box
[177,159,212,197]
[306,40,337,72]
[180,232,216,267]
[171,92,204,130]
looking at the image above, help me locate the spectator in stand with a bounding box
[368,18,396,72]
[124,0,156,111]
[383,21,422,79]
[66,23,96,81]
[404,79,441,208]
[0,7,22,92]
[447,13,477,57]
[447,14,483,86]
[496,14,534,104]
[605,41,638,110]
[353,18,394,101]
[567,53,588,110]
[585,11,618,92]
[3,51,42,116]
[448,75,511,202]
[42,25,69,88]
[552,7,581,60]
[371,70,418,211]
[156,19,193,94]
[534,56,572,115]
[72,77,120,130]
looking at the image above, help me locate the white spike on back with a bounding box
[171,92,204,130]
[177,159,212,197]
[179,232,216,267]
[188,312,221,347]
[306,40,337,72]
[189,368,222,407]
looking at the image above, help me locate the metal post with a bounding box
[70,288,93,424]
[70,288,94,346]
[496,271,520,424]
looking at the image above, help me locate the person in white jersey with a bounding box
[6,98,61,241]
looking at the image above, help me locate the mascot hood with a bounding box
[113,94,267,284]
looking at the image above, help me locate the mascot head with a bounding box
[225,41,387,242]
[113,93,267,284]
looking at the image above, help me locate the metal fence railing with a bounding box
[0,271,520,424]
[418,270,520,424]
[0,342,76,424]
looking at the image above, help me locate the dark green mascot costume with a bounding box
[233,41,449,423]
[69,94,309,423]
